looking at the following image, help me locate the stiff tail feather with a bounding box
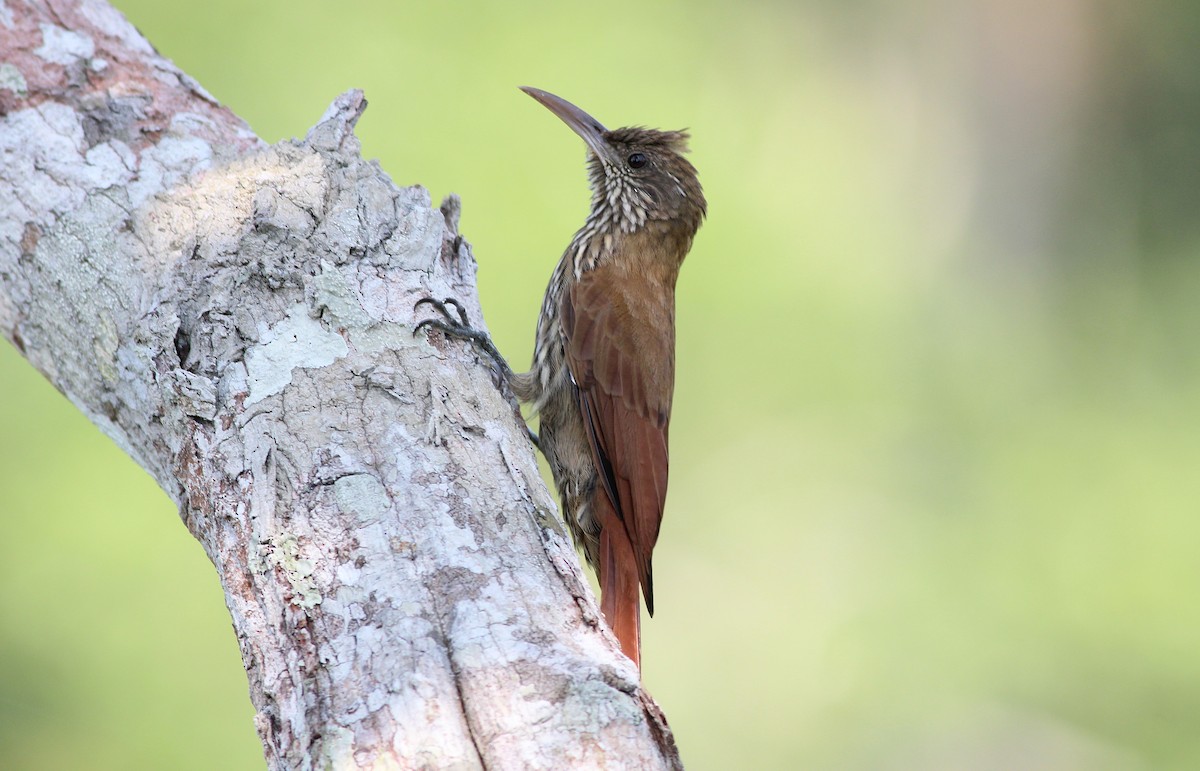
[599,521,642,670]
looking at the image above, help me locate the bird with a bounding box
[418,87,705,669]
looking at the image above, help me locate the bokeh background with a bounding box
[3,1,1199,768]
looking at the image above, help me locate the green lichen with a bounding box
[334,473,388,525]
[93,314,119,385]
[0,63,27,97]
[315,725,355,771]
[258,534,322,609]
[311,260,416,353]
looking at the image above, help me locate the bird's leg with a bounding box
[413,298,538,447]
[415,297,514,382]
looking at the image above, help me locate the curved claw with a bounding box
[414,297,441,313]
[440,298,470,327]
[412,295,468,319]
[413,316,442,337]
[416,317,467,339]
[414,296,473,334]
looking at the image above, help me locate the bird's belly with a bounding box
[537,382,602,568]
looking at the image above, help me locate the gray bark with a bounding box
[0,1,681,769]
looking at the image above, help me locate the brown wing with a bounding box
[561,269,674,616]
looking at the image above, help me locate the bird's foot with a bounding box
[414,297,516,394]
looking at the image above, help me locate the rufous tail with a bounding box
[599,522,642,670]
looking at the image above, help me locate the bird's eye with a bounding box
[627,152,648,169]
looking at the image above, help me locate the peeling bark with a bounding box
[0,1,681,769]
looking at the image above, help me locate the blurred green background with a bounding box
[3,1,1199,768]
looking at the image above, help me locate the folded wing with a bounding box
[561,270,674,616]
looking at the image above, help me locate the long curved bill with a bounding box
[520,86,617,164]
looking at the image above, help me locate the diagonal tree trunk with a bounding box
[0,1,681,768]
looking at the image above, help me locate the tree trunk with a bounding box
[0,1,681,768]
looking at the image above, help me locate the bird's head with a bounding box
[521,86,706,235]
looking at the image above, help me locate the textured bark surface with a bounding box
[0,1,681,768]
